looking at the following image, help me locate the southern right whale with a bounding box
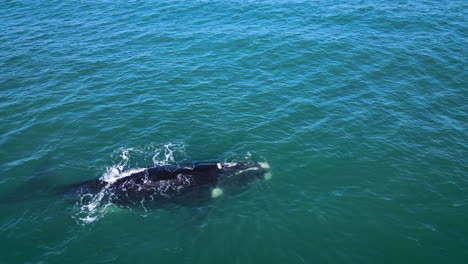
[69,161,271,207]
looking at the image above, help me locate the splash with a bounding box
[73,143,187,225]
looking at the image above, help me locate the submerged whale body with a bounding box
[72,162,270,206]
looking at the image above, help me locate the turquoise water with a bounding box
[1,0,467,263]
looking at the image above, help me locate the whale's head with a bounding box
[216,162,271,187]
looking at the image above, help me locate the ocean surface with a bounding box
[0,0,467,263]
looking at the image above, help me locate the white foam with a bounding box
[75,183,113,225]
[120,148,134,160]
[152,143,184,166]
[82,216,97,224]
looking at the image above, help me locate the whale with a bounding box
[68,161,271,207]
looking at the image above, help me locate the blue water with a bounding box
[0,0,467,263]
